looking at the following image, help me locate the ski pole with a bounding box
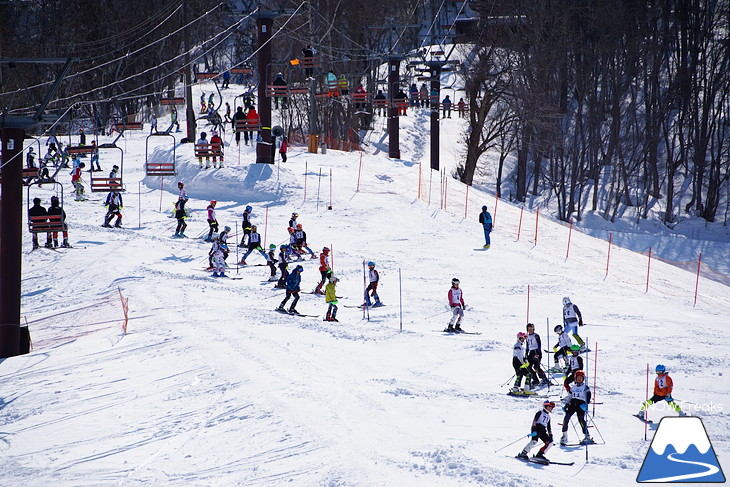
[494,433,535,453]
[585,412,606,444]
[500,373,516,388]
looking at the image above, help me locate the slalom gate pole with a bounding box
[493,193,498,229]
[546,317,551,393]
[316,168,322,212]
[235,222,239,274]
[592,341,598,416]
[398,268,403,332]
[263,205,268,247]
[644,363,649,440]
[329,168,332,210]
[159,176,164,212]
[494,433,533,453]
[694,252,702,306]
[645,247,652,293]
[428,167,433,206]
[303,160,308,203]
[526,284,530,323]
[566,219,572,259]
[356,150,362,192]
[605,233,613,277]
[362,260,367,320]
[534,206,539,246]
[138,181,142,229]
[418,162,422,200]
[517,206,523,241]
[463,184,468,219]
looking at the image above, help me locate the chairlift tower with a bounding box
[0,57,74,358]
[387,55,405,159]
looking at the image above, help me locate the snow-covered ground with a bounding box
[2,81,729,486]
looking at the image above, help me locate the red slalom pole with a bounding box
[694,253,702,306]
[159,176,164,212]
[417,162,422,200]
[605,233,613,277]
[646,247,652,293]
[303,160,308,203]
[566,219,573,259]
[464,184,469,219]
[517,206,524,241]
[329,168,333,210]
[534,206,539,246]
[493,193,499,229]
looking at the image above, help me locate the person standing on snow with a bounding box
[512,332,531,392]
[174,182,188,237]
[239,225,268,265]
[277,265,303,314]
[314,247,332,294]
[363,261,382,307]
[562,296,586,351]
[275,244,290,289]
[294,223,316,259]
[266,244,278,281]
[150,113,158,134]
[206,200,219,242]
[279,135,288,162]
[211,243,228,278]
[636,364,686,419]
[526,323,549,386]
[325,276,340,322]
[210,131,224,168]
[103,186,124,228]
[478,205,492,249]
[560,370,593,446]
[239,205,253,247]
[563,344,584,392]
[551,325,573,372]
[517,400,556,463]
[441,95,452,118]
[446,278,465,332]
[71,161,86,201]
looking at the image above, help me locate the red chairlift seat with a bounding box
[29,214,65,234]
[351,92,369,103]
[230,67,252,75]
[197,72,219,80]
[160,97,185,105]
[266,85,290,97]
[194,143,224,158]
[234,119,261,132]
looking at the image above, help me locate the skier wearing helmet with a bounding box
[288,211,298,229]
[562,296,586,351]
[511,332,531,393]
[518,400,555,463]
[526,323,549,386]
[266,244,278,281]
[277,265,304,314]
[446,278,465,332]
[239,224,269,265]
[636,365,686,419]
[314,247,332,295]
[561,370,593,445]
[239,205,253,247]
[294,223,316,259]
[206,200,218,242]
[363,261,381,308]
[324,276,339,322]
[551,324,573,372]
[563,345,584,391]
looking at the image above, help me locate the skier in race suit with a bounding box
[518,400,555,463]
[561,370,592,445]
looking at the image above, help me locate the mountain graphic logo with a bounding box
[637,416,725,483]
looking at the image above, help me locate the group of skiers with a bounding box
[510,295,686,464]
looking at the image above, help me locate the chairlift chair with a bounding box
[160,97,185,105]
[90,143,124,192]
[197,72,220,81]
[145,133,177,177]
[230,67,252,75]
[27,181,66,235]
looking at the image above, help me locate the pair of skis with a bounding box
[514,455,574,466]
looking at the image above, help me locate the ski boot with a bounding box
[239,260,247,266]
[516,451,529,460]
[372,301,383,308]
[219,272,227,278]
[61,239,71,248]
[445,324,456,332]
[44,241,53,248]
[212,272,220,278]
[580,435,593,445]
[289,308,299,315]
[560,433,568,446]
[534,451,549,464]
[276,306,286,312]
[454,324,463,332]
[53,239,58,248]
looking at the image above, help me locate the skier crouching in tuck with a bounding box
[518,400,555,463]
[561,370,593,445]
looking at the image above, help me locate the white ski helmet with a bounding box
[563,296,571,306]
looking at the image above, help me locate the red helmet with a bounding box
[210,200,217,206]
[287,227,295,233]
[517,332,527,339]
[543,401,556,409]
[574,370,585,380]
[296,223,302,230]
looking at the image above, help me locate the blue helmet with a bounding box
[295,265,303,272]
[245,205,252,212]
[367,261,375,267]
[656,364,666,374]
[224,226,231,232]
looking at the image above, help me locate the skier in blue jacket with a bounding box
[277,265,303,314]
[479,205,492,249]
